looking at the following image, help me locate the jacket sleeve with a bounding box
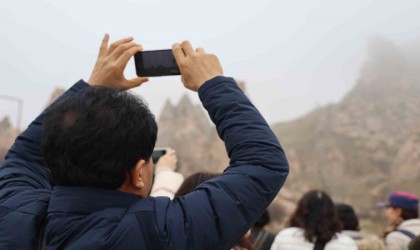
[0,80,89,200]
[165,77,289,249]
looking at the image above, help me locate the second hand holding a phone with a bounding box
[155,148,178,171]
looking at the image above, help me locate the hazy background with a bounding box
[1,0,420,128]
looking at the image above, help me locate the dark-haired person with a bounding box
[336,203,386,250]
[270,190,357,250]
[336,203,363,241]
[248,210,276,250]
[0,35,289,249]
[379,191,420,250]
[174,172,220,197]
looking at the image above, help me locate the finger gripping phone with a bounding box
[134,50,181,77]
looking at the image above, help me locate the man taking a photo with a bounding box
[0,34,289,249]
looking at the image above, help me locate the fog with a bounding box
[1,0,420,128]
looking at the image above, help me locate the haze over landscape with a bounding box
[1,0,420,128]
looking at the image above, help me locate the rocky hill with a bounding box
[156,94,214,173]
[270,36,420,230]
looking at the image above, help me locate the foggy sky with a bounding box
[1,0,420,129]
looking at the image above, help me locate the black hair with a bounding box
[288,190,342,243]
[42,86,157,189]
[401,208,419,221]
[335,203,360,231]
[175,172,220,197]
[254,210,270,228]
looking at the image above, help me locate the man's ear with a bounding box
[131,159,147,189]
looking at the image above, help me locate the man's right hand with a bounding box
[88,34,149,90]
[172,41,223,92]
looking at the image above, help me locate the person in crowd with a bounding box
[175,172,254,250]
[379,191,420,250]
[336,203,363,241]
[174,172,219,197]
[248,210,276,250]
[270,190,357,250]
[150,148,184,199]
[0,34,289,249]
[336,203,386,250]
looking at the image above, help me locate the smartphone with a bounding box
[152,148,167,164]
[134,50,181,77]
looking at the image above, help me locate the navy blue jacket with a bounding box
[0,76,289,249]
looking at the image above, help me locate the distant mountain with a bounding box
[156,94,214,174]
[271,36,420,226]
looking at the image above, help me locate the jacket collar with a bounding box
[48,186,141,214]
[398,219,420,229]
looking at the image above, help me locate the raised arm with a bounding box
[0,34,149,199]
[166,41,289,249]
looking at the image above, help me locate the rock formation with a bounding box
[271,36,420,227]
[0,116,19,164]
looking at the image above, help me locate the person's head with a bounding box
[42,86,157,197]
[175,172,220,197]
[379,192,419,226]
[288,190,342,243]
[335,203,360,231]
